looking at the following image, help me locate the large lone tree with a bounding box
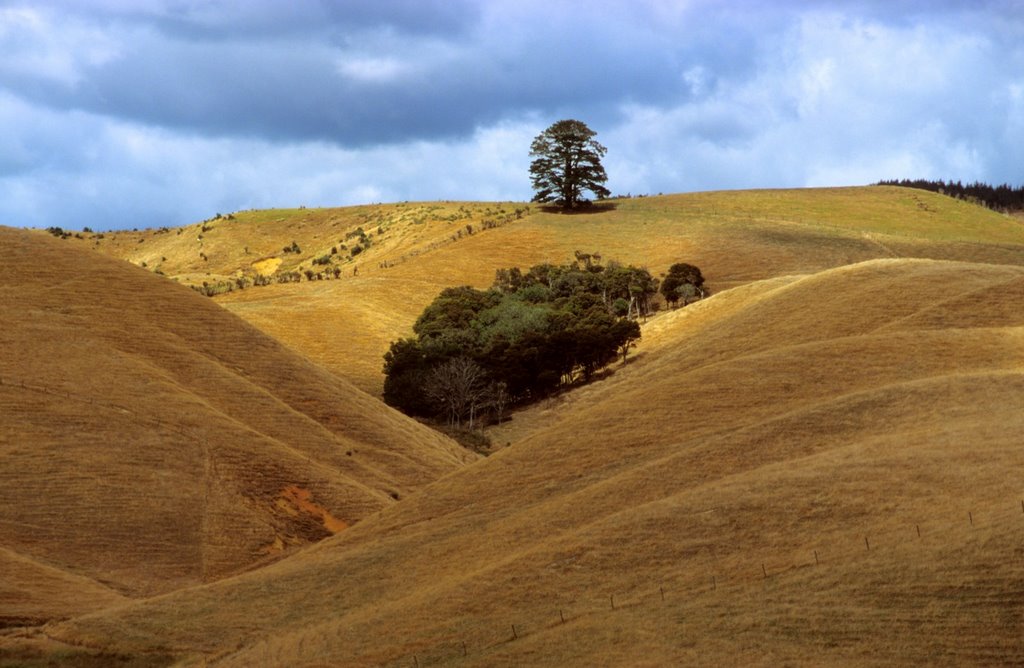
[529,119,610,210]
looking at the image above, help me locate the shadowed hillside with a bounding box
[42,258,1024,666]
[0,227,472,623]
[64,187,1024,395]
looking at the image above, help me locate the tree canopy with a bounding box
[383,255,655,424]
[384,255,708,428]
[529,119,610,210]
[660,262,706,308]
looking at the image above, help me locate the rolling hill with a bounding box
[66,186,1024,396]
[0,226,472,625]
[34,256,1024,666]
[6,186,1024,665]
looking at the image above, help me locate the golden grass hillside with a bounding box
[66,187,1024,395]
[0,226,472,624]
[43,257,1024,666]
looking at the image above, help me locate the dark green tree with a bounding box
[529,119,610,210]
[383,256,664,421]
[603,263,659,319]
[660,263,706,308]
[382,338,433,416]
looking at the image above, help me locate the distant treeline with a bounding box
[877,179,1024,212]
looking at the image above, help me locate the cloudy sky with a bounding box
[2,1,1023,231]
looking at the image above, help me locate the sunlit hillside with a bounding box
[39,257,1024,666]
[65,186,1024,396]
[0,227,472,627]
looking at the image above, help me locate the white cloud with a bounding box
[605,11,1024,195]
[0,6,122,87]
[336,56,410,83]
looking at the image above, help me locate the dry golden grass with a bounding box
[0,227,471,623]
[39,257,1024,666]
[66,187,1024,395]
[0,548,126,627]
[8,188,1024,665]
[210,187,1024,394]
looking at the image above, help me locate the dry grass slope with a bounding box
[43,257,1024,666]
[65,187,1024,395]
[0,227,471,624]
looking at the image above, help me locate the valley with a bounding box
[3,186,1024,665]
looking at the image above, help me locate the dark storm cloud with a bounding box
[5,0,481,39]
[0,1,698,146]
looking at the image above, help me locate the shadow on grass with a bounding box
[536,201,619,215]
[0,647,178,668]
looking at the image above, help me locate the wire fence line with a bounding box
[4,373,1023,664]
[379,493,1024,667]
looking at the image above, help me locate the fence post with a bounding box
[814,550,819,566]
[865,536,870,551]
[511,624,517,640]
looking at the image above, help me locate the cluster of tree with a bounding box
[877,179,1024,212]
[45,227,81,240]
[383,256,705,426]
[660,262,706,308]
[189,265,348,297]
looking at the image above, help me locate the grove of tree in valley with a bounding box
[383,255,705,428]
